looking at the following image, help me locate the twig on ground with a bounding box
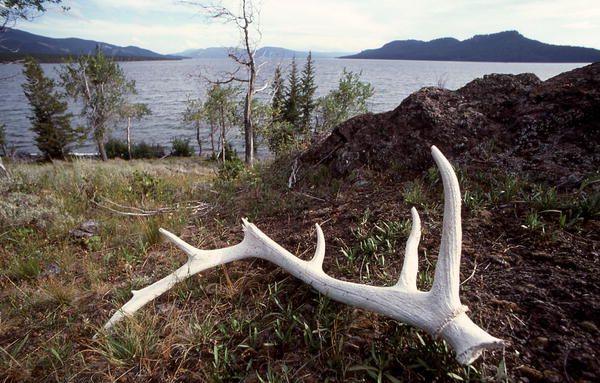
[461,259,478,285]
[91,195,211,217]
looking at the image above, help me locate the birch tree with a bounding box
[60,48,137,161]
[120,102,150,159]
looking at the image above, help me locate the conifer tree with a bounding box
[283,58,300,128]
[271,65,285,121]
[22,57,80,159]
[299,52,316,134]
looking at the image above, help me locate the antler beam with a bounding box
[103,146,504,365]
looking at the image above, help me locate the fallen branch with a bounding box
[92,196,211,217]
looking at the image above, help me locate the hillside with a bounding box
[0,28,181,62]
[343,31,600,62]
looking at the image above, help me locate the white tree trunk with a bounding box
[0,156,10,179]
[126,117,132,159]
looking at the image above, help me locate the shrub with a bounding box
[216,143,244,180]
[170,137,194,157]
[132,141,165,159]
[218,158,245,181]
[105,137,129,159]
[105,138,166,159]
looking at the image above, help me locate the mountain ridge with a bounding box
[343,31,600,63]
[0,28,182,62]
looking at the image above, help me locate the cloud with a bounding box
[16,0,600,53]
[89,0,183,12]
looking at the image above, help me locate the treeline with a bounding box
[2,51,374,162]
[184,52,374,159]
[0,52,181,64]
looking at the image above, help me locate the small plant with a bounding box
[497,173,522,202]
[216,144,245,181]
[42,278,80,307]
[7,255,41,281]
[131,170,164,199]
[341,214,411,284]
[402,180,427,207]
[170,137,194,157]
[211,343,236,381]
[93,315,159,368]
[463,189,486,211]
[218,159,245,181]
[84,235,102,252]
[523,211,545,233]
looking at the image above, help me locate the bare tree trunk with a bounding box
[97,137,108,161]
[195,121,202,156]
[210,123,216,155]
[127,116,132,159]
[221,118,226,163]
[242,2,256,167]
[244,88,254,166]
[0,156,10,180]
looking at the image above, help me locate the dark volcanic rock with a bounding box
[301,63,600,183]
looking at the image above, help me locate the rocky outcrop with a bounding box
[301,63,600,184]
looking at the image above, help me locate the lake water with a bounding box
[0,58,587,155]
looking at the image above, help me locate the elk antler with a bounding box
[103,146,504,365]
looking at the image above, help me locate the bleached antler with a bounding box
[103,146,504,365]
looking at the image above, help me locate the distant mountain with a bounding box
[343,31,600,63]
[0,28,182,62]
[175,47,233,59]
[174,46,352,59]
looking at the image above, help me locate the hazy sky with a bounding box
[16,0,600,54]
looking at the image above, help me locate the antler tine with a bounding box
[103,228,250,330]
[309,224,326,270]
[158,228,201,258]
[430,146,462,309]
[396,207,421,290]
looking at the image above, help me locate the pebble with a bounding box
[531,336,549,348]
[580,321,598,334]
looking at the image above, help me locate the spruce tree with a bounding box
[22,57,80,159]
[299,52,316,134]
[271,65,285,121]
[283,58,300,128]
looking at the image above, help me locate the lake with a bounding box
[0,58,587,155]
